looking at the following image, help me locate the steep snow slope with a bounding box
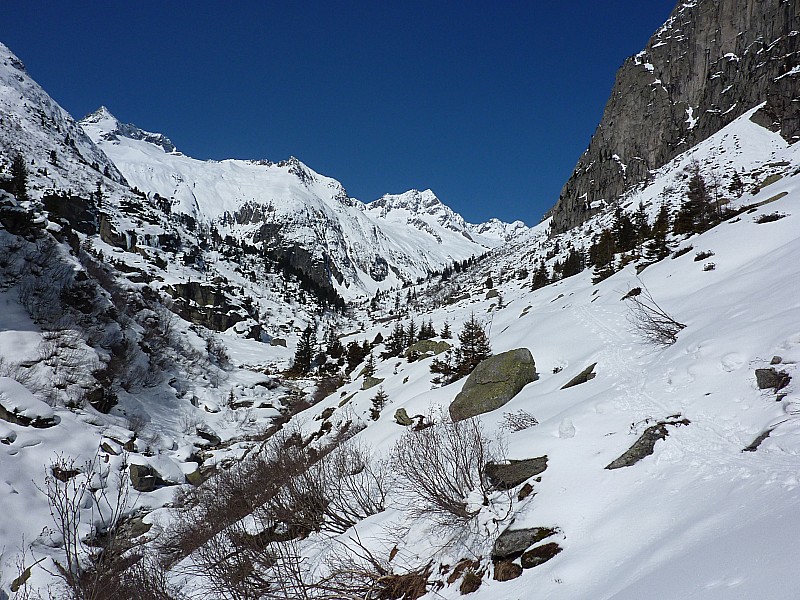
[251,111,800,599]
[80,108,525,298]
[0,43,125,197]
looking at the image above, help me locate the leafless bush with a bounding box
[500,410,539,432]
[392,414,496,528]
[625,282,685,346]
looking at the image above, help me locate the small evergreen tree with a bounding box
[369,386,389,420]
[612,207,637,253]
[729,171,744,197]
[292,324,317,374]
[633,202,651,249]
[645,203,672,261]
[455,313,492,379]
[10,152,29,201]
[590,228,617,284]
[362,353,377,378]
[384,322,406,357]
[346,340,368,374]
[440,321,452,339]
[406,317,418,346]
[673,164,712,235]
[531,262,550,291]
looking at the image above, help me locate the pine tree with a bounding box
[346,340,368,374]
[362,353,376,378]
[729,171,744,197]
[440,321,452,339]
[531,262,550,291]
[369,386,389,420]
[325,329,345,360]
[384,322,406,357]
[645,203,671,261]
[292,324,317,374]
[633,202,651,248]
[10,153,29,201]
[455,313,492,378]
[674,164,712,235]
[406,317,417,346]
[590,228,617,284]
[612,207,637,252]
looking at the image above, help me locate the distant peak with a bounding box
[79,108,177,154]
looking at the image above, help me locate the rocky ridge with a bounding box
[548,0,799,233]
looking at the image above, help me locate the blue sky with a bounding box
[1,1,675,226]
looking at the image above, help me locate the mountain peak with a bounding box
[79,107,177,154]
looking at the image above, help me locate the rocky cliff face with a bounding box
[549,0,800,233]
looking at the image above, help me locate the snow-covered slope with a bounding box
[0,43,125,197]
[80,108,526,298]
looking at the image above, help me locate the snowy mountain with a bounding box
[79,108,525,298]
[2,0,800,598]
[0,43,126,196]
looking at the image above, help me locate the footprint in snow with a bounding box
[720,352,744,372]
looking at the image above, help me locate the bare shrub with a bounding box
[500,410,539,432]
[392,414,496,528]
[625,282,685,346]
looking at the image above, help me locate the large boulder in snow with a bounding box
[0,377,59,428]
[404,339,451,361]
[485,456,548,489]
[449,349,537,421]
[492,527,557,560]
[755,367,791,390]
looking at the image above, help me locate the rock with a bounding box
[394,407,414,426]
[404,339,451,360]
[770,356,783,365]
[184,465,204,486]
[0,377,59,428]
[195,424,222,447]
[486,288,500,300]
[561,363,597,389]
[129,464,163,493]
[449,349,537,421]
[485,456,548,489]
[520,542,562,569]
[548,0,799,234]
[755,368,791,390]
[492,527,558,560]
[493,560,523,582]
[270,338,287,347]
[362,376,384,391]
[605,417,690,469]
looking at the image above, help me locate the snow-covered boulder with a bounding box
[0,377,59,428]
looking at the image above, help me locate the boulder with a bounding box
[394,408,413,426]
[0,377,59,428]
[362,376,384,390]
[493,560,522,581]
[485,456,548,489]
[605,417,690,469]
[561,362,597,389]
[486,288,500,300]
[404,339,451,360]
[449,349,537,421]
[492,527,558,560]
[270,338,287,347]
[755,368,791,390]
[521,542,562,569]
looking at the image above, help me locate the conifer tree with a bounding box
[10,152,29,201]
[362,353,376,378]
[590,228,617,283]
[455,313,492,378]
[369,386,389,420]
[384,322,406,357]
[645,203,671,261]
[292,324,317,374]
[406,317,417,346]
[612,207,637,252]
[440,321,452,339]
[531,262,550,291]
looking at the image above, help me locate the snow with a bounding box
[0,377,54,420]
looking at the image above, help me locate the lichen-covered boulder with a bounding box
[404,339,451,360]
[362,376,384,390]
[449,349,537,421]
[521,542,562,568]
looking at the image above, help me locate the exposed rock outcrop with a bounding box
[549,0,800,233]
[449,348,537,421]
[485,456,548,489]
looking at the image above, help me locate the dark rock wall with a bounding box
[549,0,800,233]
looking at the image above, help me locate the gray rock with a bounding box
[492,527,557,560]
[755,368,791,390]
[270,338,287,347]
[449,348,537,421]
[561,363,597,389]
[129,464,168,493]
[404,339,451,360]
[605,417,690,470]
[486,288,500,300]
[521,542,562,569]
[362,376,384,391]
[485,456,548,489]
[770,356,783,365]
[548,0,799,234]
[394,408,413,426]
